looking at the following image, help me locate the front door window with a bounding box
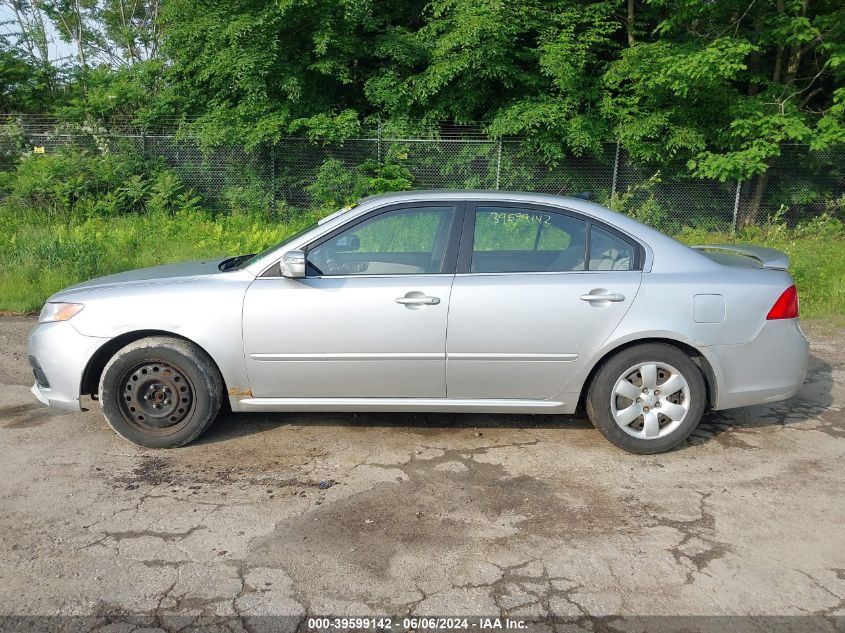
[306,206,457,276]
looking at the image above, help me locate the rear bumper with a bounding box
[709,318,809,410]
[27,321,110,411]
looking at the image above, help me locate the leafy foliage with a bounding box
[0,0,843,225]
[0,144,199,216]
[154,0,845,190]
[604,173,670,230]
[306,156,414,210]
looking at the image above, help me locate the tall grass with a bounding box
[0,206,317,313]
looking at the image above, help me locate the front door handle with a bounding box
[396,293,440,306]
[580,292,625,303]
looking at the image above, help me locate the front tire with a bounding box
[99,336,223,448]
[586,343,706,454]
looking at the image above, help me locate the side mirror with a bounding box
[279,250,306,278]
[333,234,360,252]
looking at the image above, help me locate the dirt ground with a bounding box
[0,316,843,632]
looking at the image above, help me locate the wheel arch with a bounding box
[576,337,718,413]
[80,330,229,397]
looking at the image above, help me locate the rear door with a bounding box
[446,203,643,400]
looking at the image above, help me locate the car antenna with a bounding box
[573,192,593,200]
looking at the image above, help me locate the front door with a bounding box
[242,203,462,398]
[446,204,643,400]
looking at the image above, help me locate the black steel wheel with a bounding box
[99,337,223,448]
[118,360,196,436]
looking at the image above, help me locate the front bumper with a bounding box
[28,320,110,411]
[709,318,810,410]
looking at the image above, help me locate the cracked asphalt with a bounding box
[0,316,843,631]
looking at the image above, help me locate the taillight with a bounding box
[767,285,799,320]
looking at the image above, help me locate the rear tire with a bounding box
[586,343,706,454]
[98,336,223,448]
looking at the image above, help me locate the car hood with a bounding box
[51,258,228,299]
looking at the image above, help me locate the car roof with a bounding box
[358,189,586,206]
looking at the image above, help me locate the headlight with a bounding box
[39,302,84,323]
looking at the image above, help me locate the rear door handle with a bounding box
[580,292,625,302]
[396,294,440,306]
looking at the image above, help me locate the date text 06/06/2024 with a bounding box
[306,617,529,630]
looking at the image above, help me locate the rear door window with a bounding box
[471,207,588,273]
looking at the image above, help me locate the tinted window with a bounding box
[589,225,634,271]
[471,207,587,273]
[306,206,456,276]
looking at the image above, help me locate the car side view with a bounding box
[28,191,809,453]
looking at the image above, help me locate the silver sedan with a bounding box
[28,191,809,453]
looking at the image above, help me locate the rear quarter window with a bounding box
[589,225,634,271]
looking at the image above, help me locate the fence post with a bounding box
[732,180,742,233]
[377,118,382,166]
[270,142,276,219]
[611,140,620,198]
[495,139,502,190]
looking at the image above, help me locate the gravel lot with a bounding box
[0,316,843,632]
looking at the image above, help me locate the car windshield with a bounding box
[229,202,362,271]
[229,221,319,270]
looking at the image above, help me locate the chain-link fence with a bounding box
[2,115,843,230]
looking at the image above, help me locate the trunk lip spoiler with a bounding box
[691,244,789,270]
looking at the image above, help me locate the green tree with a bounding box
[1,0,62,108]
[160,0,425,147]
[0,0,842,230]
[601,0,845,224]
[0,41,53,111]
